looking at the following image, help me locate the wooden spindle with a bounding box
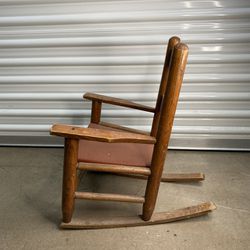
[91,100,102,123]
[75,191,145,203]
[151,36,180,137]
[143,43,189,221]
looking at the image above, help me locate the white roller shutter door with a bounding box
[0,0,249,150]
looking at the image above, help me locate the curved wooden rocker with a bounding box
[61,202,216,229]
[51,37,216,229]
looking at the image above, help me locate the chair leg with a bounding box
[142,157,165,221]
[62,138,78,223]
[142,179,160,221]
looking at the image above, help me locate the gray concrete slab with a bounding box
[0,148,249,250]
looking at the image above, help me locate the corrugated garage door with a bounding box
[0,0,249,150]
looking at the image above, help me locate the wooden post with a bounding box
[143,43,189,221]
[62,138,79,223]
[91,100,102,123]
[151,36,180,137]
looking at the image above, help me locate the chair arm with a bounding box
[50,124,156,144]
[84,92,155,113]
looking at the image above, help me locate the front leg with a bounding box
[62,138,79,223]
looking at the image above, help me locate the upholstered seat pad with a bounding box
[78,123,153,167]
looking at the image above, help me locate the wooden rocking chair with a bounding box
[50,36,216,229]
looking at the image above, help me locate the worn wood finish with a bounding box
[60,201,216,229]
[75,191,145,203]
[84,92,155,113]
[151,36,180,137]
[50,37,215,229]
[91,101,102,123]
[78,162,151,175]
[62,138,79,223]
[99,121,150,135]
[51,124,156,144]
[108,172,205,182]
[143,43,189,221]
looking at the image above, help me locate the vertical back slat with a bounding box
[151,36,180,136]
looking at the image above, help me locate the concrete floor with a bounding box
[0,148,249,250]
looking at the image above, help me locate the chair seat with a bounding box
[78,123,153,167]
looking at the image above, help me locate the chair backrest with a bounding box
[154,42,188,151]
[151,36,181,137]
[143,42,189,220]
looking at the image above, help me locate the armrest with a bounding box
[84,92,155,113]
[50,124,156,144]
